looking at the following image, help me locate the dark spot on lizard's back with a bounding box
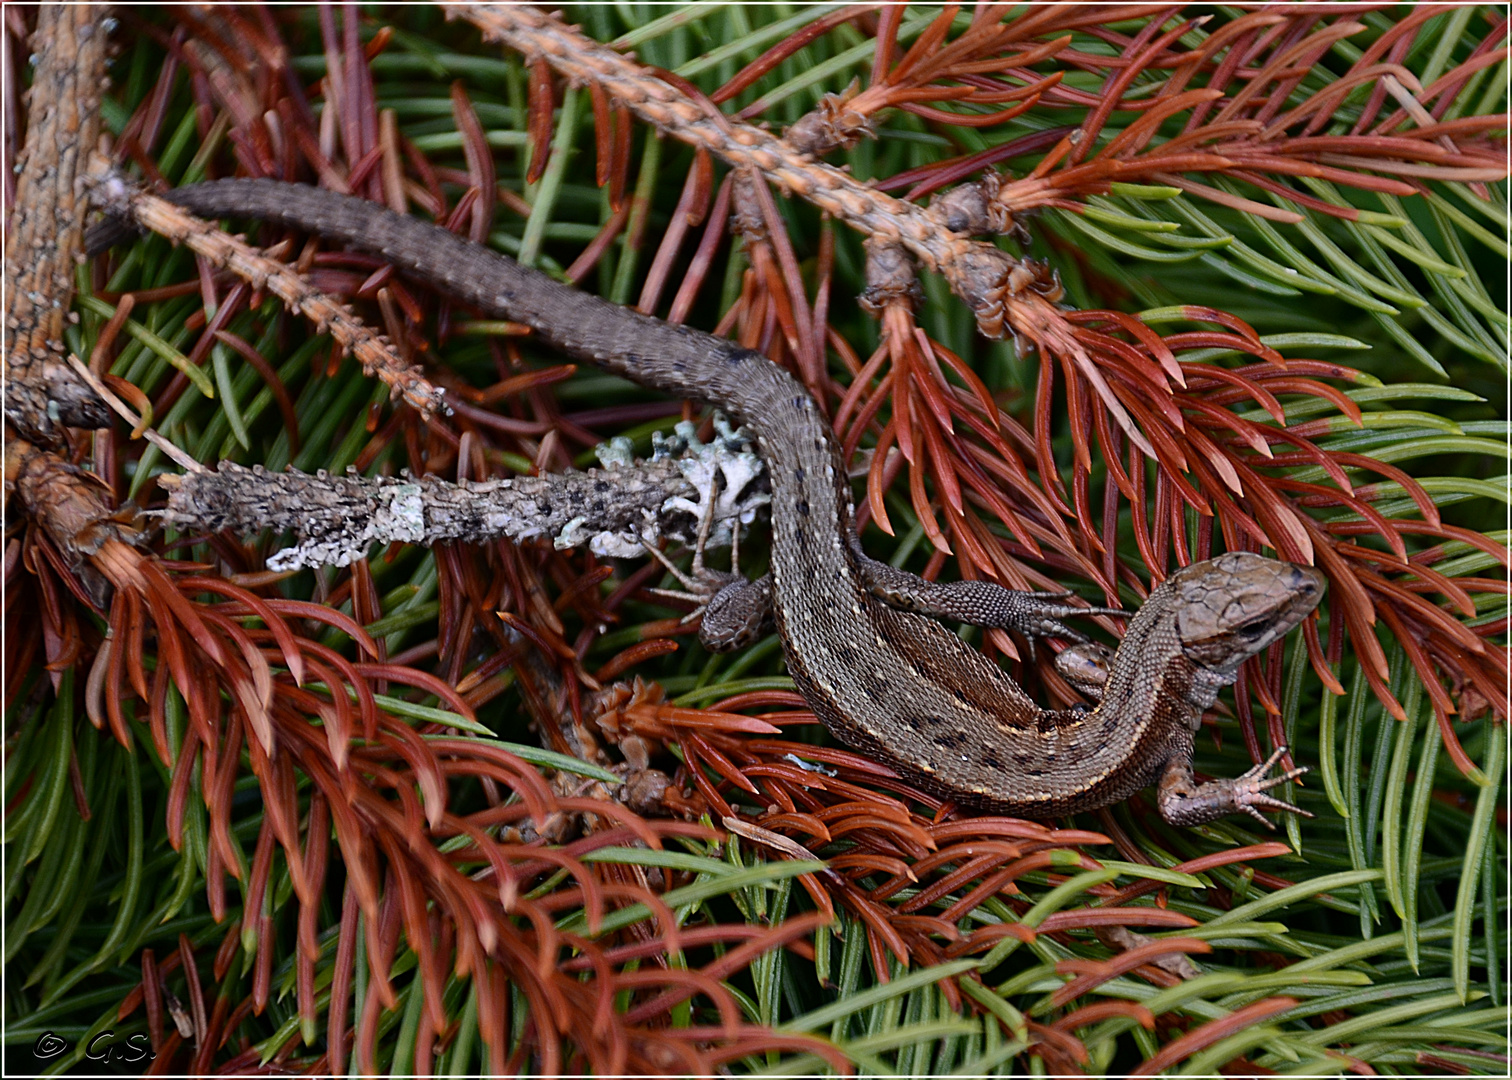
[594,480,609,493]
[793,397,805,410]
[904,716,948,737]
[793,467,804,483]
[835,643,860,665]
[980,746,1005,769]
[1102,713,1123,735]
[934,730,969,750]
[797,499,810,517]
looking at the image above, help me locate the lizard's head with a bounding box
[1169,552,1326,677]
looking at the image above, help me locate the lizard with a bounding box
[88,178,1326,827]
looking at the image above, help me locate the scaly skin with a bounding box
[91,179,1326,824]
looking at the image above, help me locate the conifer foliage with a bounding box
[6,5,1507,1074]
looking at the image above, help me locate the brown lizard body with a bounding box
[92,179,1324,825]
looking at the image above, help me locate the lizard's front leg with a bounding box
[1156,744,1313,828]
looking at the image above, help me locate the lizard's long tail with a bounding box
[88,179,798,427]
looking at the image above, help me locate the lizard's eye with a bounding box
[1233,616,1272,640]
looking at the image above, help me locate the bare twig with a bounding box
[64,352,202,473]
[84,169,450,418]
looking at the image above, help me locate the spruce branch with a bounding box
[455,2,1168,459]
[5,2,112,442]
[157,426,769,572]
[453,5,1037,329]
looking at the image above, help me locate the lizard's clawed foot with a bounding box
[644,541,742,612]
[1227,745,1313,829]
[997,590,1126,644]
[645,471,742,617]
[1157,745,1312,829]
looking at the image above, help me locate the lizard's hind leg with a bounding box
[854,550,1124,644]
[645,473,774,651]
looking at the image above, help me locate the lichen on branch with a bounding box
[159,424,769,571]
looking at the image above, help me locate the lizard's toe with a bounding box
[994,594,1126,643]
[1231,750,1312,823]
[1240,802,1276,829]
[1235,789,1314,825]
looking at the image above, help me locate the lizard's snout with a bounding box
[1276,561,1328,627]
[1285,562,1327,599]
